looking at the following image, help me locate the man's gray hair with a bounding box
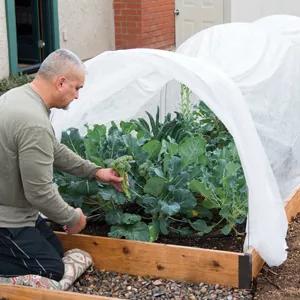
[37,49,85,79]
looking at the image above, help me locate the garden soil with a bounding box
[254,214,300,300]
[80,221,246,252]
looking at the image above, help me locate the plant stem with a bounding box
[169,216,188,223]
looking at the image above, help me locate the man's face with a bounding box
[56,69,85,109]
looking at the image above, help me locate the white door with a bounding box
[175,0,224,47]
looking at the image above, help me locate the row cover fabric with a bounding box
[51,15,300,266]
[177,15,300,200]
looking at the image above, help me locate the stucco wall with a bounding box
[0,0,9,79]
[230,0,300,22]
[58,0,115,61]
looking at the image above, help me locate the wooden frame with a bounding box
[0,188,300,300]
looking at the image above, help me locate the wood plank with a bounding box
[285,188,300,222]
[0,284,121,300]
[248,247,264,278]
[57,232,242,287]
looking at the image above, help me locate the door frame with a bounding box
[5,0,60,75]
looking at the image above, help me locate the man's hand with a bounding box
[95,168,123,192]
[64,208,86,235]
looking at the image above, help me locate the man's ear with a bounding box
[55,75,66,90]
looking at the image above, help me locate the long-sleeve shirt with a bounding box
[0,84,99,228]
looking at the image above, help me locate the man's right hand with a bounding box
[64,208,86,235]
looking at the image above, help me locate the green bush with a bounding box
[0,74,33,95]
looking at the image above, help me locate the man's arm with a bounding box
[17,126,80,227]
[53,140,100,178]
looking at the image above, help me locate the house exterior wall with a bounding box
[58,0,115,61]
[114,0,175,49]
[141,0,175,49]
[230,0,300,22]
[0,0,10,79]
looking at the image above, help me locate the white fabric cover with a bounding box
[51,15,300,266]
[177,15,300,201]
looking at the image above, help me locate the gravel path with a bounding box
[73,267,253,299]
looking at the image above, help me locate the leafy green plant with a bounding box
[180,84,193,127]
[54,87,248,242]
[0,74,34,95]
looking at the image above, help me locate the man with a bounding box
[0,49,122,281]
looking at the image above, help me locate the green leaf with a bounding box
[61,194,84,208]
[108,222,150,241]
[158,139,168,160]
[193,207,213,220]
[61,128,85,158]
[98,187,115,201]
[159,200,180,216]
[153,167,165,178]
[219,207,230,219]
[84,124,107,165]
[189,179,212,198]
[133,117,151,140]
[64,179,98,197]
[121,213,141,225]
[140,196,159,214]
[146,110,159,137]
[221,224,233,235]
[202,199,219,209]
[166,139,179,156]
[120,121,136,134]
[98,186,126,205]
[84,139,102,165]
[166,156,182,178]
[190,219,212,234]
[142,140,161,160]
[105,210,123,225]
[141,196,157,206]
[144,177,166,197]
[159,218,169,235]
[115,190,127,205]
[173,189,197,212]
[225,162,240,177]
[178,136,206,167]
[123,134,147,163]
[148,221,159,242]
[172,171,190,189]
[87,124,106,141]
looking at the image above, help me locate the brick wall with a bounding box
[114,0,175,49]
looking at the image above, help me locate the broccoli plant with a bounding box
[110,155,134,199]
[55,90,248,242]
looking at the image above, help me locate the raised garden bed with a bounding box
[0,188,299,300]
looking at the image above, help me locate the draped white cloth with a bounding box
[178,15,300,201]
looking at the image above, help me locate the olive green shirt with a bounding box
[0,84,99,228]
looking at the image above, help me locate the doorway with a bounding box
[175,0,224,47]
[6,0,59,75]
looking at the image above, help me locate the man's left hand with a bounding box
[95,168,123,192]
